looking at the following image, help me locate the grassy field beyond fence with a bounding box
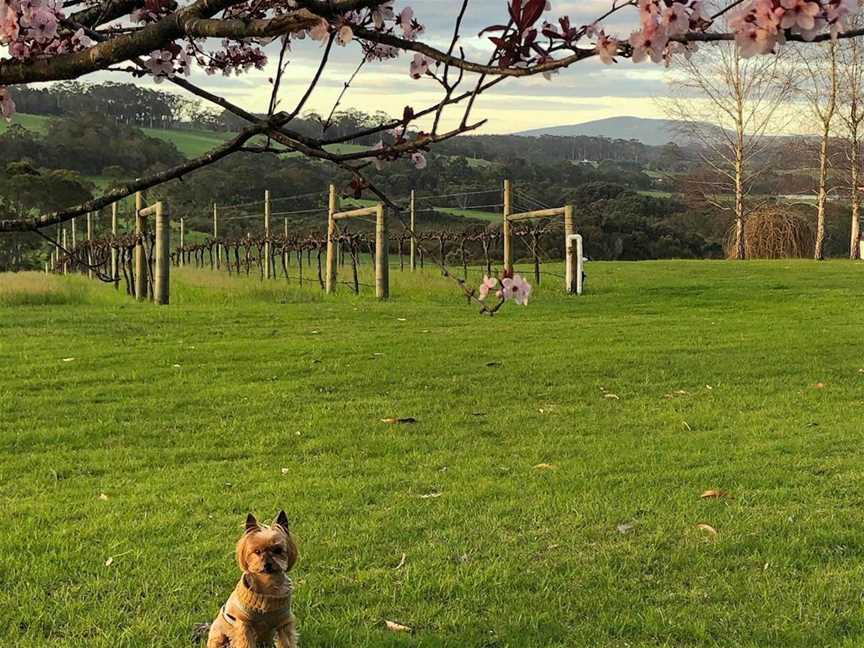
[1,260,864,647]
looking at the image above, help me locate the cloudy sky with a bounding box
[148,0,675,133]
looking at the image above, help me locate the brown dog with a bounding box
[207,512,299,648]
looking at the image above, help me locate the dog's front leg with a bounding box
[230,622,258,648]
[275,621,298,648]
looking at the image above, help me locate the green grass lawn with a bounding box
[2,260,864,647]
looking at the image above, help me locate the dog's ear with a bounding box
[274,510,290,534]
[245,513,260,534]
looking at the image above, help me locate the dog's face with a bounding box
[236,511,298,576]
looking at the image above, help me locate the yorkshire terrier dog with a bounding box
[207,512,299,648]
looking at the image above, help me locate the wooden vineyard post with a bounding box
[180,217,185,267]
[71,217,77,251]
[506,181,581,296]
[325,184,338,294]
[111,203,119,288]
[134,192,147,301]
[264,190,272,280]
[86,212,93,279]
[283,218,289,280]
[376,204,389,300]
[213,203,220,270]
[62,228,68,275]
[137,201,172,305]
[328,195,389,299]
[503,179,513,273]
[410,189,416,272]
[154,203,170,304]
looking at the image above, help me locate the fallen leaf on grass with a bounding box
[281,468,290,475]
[682,421,692,432]
[397,318,408,322]
[62,357,75,362]
[616,522,635,534]
[416,492,442,499]
[384,620,412,633]
[696,523,718,536]
[700,489,728,499]
[604,393,620,400]
[98,493,109,501]
[533,463,557,470]
[105,557,113,567]
[382,417,417,424]
[173,364,181,368]
[813,382,825,389]
[394,553,406,570]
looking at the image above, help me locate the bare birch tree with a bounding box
[838,24,864,260]
[799,41,838,260]
[663,39,793,259]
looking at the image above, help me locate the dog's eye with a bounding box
[254,549,262,555]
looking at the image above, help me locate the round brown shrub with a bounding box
[726,207,815,259]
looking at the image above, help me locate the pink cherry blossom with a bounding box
[477,276,499,300]
[661,3,690,37]
[409,52,430,78]
[398,6,422,40]
[0,85,15,122]
[502,274,532,305]
[629,26,667,63]
[780,0,821,31]
[309,19,329,42]
[371,1,394,29]
[595,33,618,64]
[411,151,427,170]
[336,24,353,46]
[27,7,57,43]
[0,1,20,43]
[144,49,174,82]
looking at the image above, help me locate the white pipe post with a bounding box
[565,234,584,296]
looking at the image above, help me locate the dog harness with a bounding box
[220,576,294,641]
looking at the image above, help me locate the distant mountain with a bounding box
[515,116,706,147]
